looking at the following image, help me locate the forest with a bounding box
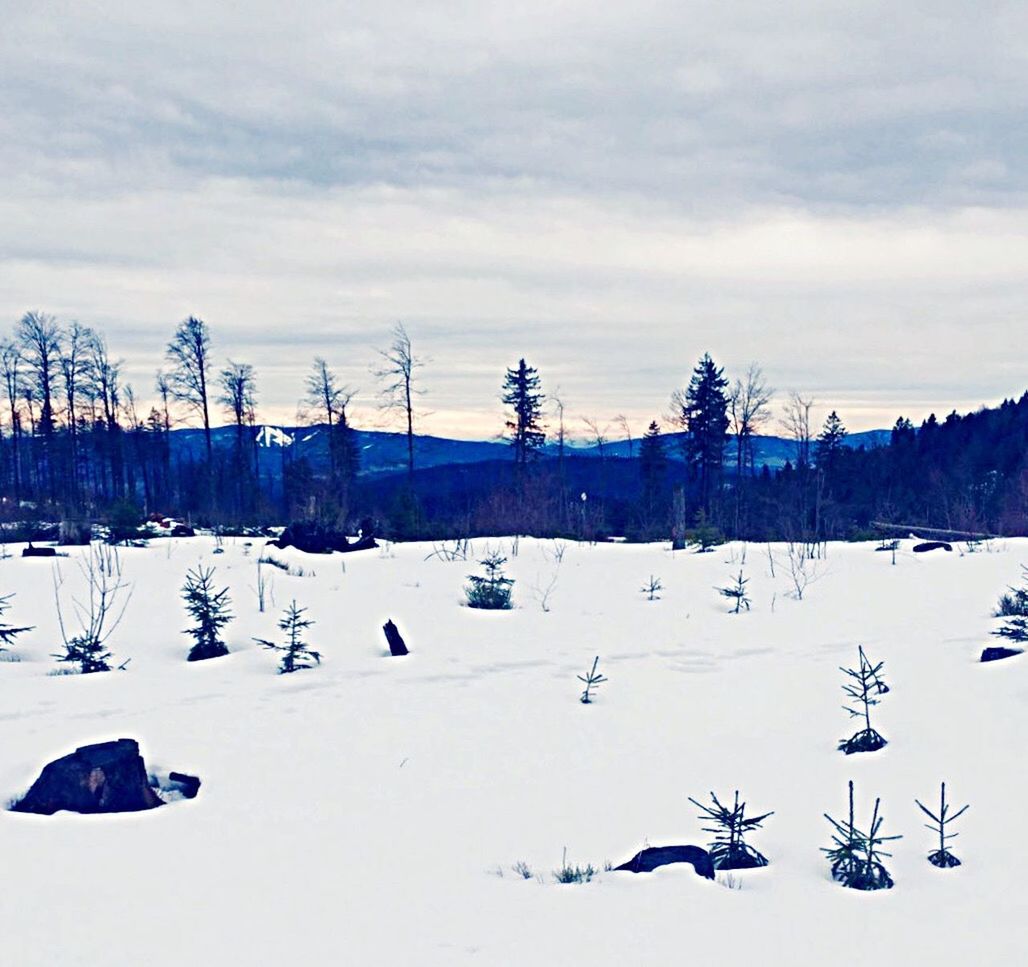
[1,311,1025,542]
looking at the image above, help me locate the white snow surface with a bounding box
[1,536,1026,966]
[255,426,294,448]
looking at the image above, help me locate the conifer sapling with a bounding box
[688,790,773,869]
[915,782,969,868]
[255,600,321,674]
[181,565,232,661]
[641,575,663,601]
[717,569,751,613]
[823,780,900,890]
[465,553,514,610]
[0,592,33,654]
[838,645,889,754]
[578,656,607,704]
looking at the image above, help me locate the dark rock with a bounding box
[614,845,715,879]
[167,772,202,799]
[383,619,409,657]
[913,541,952,553]
[11,739,164,815]
[171,524,196,537]
[21,543,57,558]
[271,522,378,555]
[981,646,1024,663]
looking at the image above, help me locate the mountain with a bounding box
[168,424,892,480]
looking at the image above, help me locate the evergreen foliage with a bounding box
[181,565,232,661]
[0,592,33,652]
[640,575,663,601]
[255,600,321,673]
[677,354,729,514]
[577,655,607,704]
[993,567,1028,642]
[838,645,889,754]
[717,569,751,613]
[465,553,514,609]
[638,420,668,530]
[823,781,900,890]
[689,790,773,870]
[815,410,848,471]
[915,782,969,868]
[502,359,545,467]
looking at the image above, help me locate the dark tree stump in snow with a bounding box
[21,544,56,558]
[167,772,202,799]
[383,620,409,656]
[839,727,888,755]
[981,646,1024,663]
[913,541,952,553]
[11,739,164,815]
[271,523,378,555]
[614,845,715,879]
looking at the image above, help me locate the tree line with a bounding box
[0,311,1025,540]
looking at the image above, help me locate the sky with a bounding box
[1,0,1026,440]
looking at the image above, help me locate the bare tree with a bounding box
[780,391,815,470]
[1,340,24,499]
[165,316,214,463]
[219,361,258,511]
[59,321,92,502]
[305,357,357,523]
[373,323,424,484]
[16,311,62,438]
[730,364,774,477]
[614,414,634,458]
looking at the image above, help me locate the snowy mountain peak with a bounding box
[255,426,294,448]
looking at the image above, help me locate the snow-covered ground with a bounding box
[1,535,1026,966]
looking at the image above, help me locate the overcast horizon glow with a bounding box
[2,1,1025,441]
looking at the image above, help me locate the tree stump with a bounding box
[614,845,715,879]
[913,541,952,553]
[11,739,164,815]
[167,772,202,799]
[981,646,1023,663]
[383,619,409,656]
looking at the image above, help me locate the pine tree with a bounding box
[577,656,607,704]
[838,645,889,754]
[815,410,847,471]
[689,790,774,869]
[993,566,1028,643]
[676,354,729,515]
[638,420,667,527]
[915,782,969,868]
[502,359,545,467]
[0,592,33,654]
[717,569,751,613]
[181,565,233,662]
[465,553,514,610]
[823,781,900,890]
[255,600,321,674]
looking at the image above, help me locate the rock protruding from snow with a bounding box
[614,845,715,879]
[11,739,164,815]
[913,541,953,553]
[383,619,409,656]
[980,646,1024,663]
[271,523,378,555]
[167,772,202,799]
[21,544,56,558]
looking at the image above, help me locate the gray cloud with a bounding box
[0,1,1025,437]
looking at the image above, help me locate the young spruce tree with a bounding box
[0,592,33,655]
[255,600,321,674]
[838,645,889,754]
[689,790,773,869]
[181,565,233,661]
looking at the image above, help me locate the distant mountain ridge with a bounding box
[168,423,891,479]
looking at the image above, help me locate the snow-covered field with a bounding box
[1,535,1026,966]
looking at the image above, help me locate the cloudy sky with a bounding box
[1,1,1025,439]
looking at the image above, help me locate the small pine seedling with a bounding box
[915,782,969,868]
[641,575,663,601]
[578,655,608,704]
[465,553,514,610]
[254,600,321,674]
[993,567,1028,643]
[717,569,751,613]
[838,645,889,754]
[181,565,233,661]
[0,592,33,653]
[689,790,773,869]
[823,780,901,890]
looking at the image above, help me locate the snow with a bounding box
[1,536,1026,965]
[255,426,294,448]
